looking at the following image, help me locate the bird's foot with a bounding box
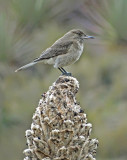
[58,67,72,76]
[62,72,72,76]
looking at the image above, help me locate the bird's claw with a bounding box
[62,72,72,76]
[58,67,72,76]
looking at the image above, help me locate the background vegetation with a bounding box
[0,0,127,159]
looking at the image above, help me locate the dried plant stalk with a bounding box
[23,76,98,160]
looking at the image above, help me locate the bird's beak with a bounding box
[84,35,94,39]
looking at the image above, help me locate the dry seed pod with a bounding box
[23,76,98,160]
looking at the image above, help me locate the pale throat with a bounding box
[77,41,84,53]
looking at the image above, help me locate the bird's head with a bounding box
[65,29,94,41]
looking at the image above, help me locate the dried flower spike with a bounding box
[23,76,98,160]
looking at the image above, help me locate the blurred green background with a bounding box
[0,0,127,159]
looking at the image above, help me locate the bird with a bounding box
[15,29,94,75]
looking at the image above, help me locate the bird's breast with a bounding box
[54,41,84,68]
[78,42,84,54]
[72,41,84,61]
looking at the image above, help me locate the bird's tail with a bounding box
[15,61,37,72]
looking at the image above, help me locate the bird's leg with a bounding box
[58,67,72,76]
[58,67,65,74]
[61,67,72,76]
[61,67,67,73]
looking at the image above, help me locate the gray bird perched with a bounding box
[15,29,94,75]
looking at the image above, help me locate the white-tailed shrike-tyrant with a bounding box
[15,29,94,76]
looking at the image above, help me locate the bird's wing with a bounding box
[34,41,74,62]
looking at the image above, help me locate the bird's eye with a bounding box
[72,30,85,36]
[77,31,82,36]
[73,31,81,36]
[78,32,82,36]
